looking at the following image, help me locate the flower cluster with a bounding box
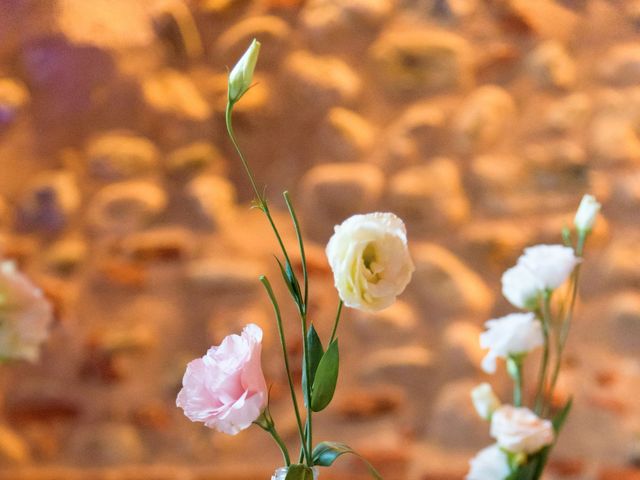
[467,194,601,480]
[177,39,413,480]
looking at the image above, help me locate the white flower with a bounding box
[228,39,261,104]
[574,194,601,232]
[517,245,579,291]
[466,444,511,480]
[501,263,540,310]
[490,405,555,454]
[0,261,54,362]
[471,383,502,420]
[480,313,543,374]
[326,212,414,312]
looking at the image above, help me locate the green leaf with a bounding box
[275,257,303,307]
[302,325,324,407]
[552,397,573,432]
[312,442,383,480]
[310,339,339,412]
[284,464,314,480]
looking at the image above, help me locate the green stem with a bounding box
[546,232,587,415]
[225,102,263,206]
[226,103,293,271]
[260,276,310,465]
[269,426,290,467]
[282,193,313,465]
[508,356,524,407]
[254,412,291,467]
[329,300,344,344]
[283,192,308,314]
[535,292,552,415]
[226,100,314,467]
[300,309,313,466]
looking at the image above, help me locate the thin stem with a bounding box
[282,194,313,465]
[283,191,308,313]
[547,232,587,413]
[329,300,344,344]
[269,424,291,466]
[300,312,313,466]
[225,103,263,205]
[260,276,310,465]
[535,292,552,415]
[226,100,314,466]
[255,414,291,466]
[226,103,294,273]
[508,356,524,407]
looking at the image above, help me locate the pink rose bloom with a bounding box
[0,261,54,362]
[176,324,268,435]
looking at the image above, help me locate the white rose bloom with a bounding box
[326,212,414,312]
[480,313,543,374]
[0,261,54,362]
[466,444,511,480]
[574,194,601,232]
[491,405,555,454]
[517,245,579,291]
[501,263,540,310]
[471,383,502,420]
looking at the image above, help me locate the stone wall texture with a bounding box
[0,0,639,479]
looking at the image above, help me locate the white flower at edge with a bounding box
[0,261,54,362]
[228,39,261,104]
[574,194,601,232]
[490,405,555,455]
[471,383,502,420]
[517,245,580,291]
[326,212,414,312]
[480,313,543,374]
[466,444,511,480]
[501,263,540,310]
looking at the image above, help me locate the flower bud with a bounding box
[228,39,261,104]
[471,383,501,420]
[574,194,601,232]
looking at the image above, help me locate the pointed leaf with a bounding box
[275,257,303,307]
[312,442,383,480]
[302,325,324,407]
[284,464,314,480]
[552,397,573,432]
[310,339,339,412]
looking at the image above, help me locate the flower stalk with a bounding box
[469,194,601,480]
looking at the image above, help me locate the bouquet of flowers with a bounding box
[176,40,415,480]
[467,195,601,479]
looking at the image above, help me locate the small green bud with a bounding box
[228,38,261,104]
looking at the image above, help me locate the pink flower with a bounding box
[176,324,268,435]
[0,261,54,362]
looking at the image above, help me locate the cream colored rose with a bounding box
[480,313,544,374]
[326,213,414,312]
[501,263,540,310]
[490,405,555,454]
[517,245,579,291]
